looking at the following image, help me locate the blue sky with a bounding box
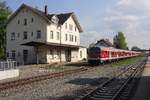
[2,0,150,49]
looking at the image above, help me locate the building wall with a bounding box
[7,6,83,64]
[6,7,47,64]
[78,47,87,61]
[47,16,80,46]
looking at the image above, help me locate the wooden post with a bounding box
[59,26,62,63]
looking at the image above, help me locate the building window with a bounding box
[72,35,74,42]
[65,34,68,41]
[31,18,34,23]
[65,23,67,29]
[69,34,71,41]
[69,24,73,31]
[56,32,60,40]
[37,30,41,39]
[23,31,27,40]
[57,50,60,59]
[69,35,73,42]
[80,51,82,58]
[31,32,33,37]
[12,50,16,59]
[17,33,20,38]
[18,20,20,24]
[24,18,27,25]
[75,36,77,42]
[75,26,77,32]
[50,31,53,39]
[23,50,28,62]
[6,52,9,58]
[18,51,20,57]
[11,32,15,40]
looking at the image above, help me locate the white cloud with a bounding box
[80,31,106,47]
[102,0,150,49]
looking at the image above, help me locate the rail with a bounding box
[80,57,147,100]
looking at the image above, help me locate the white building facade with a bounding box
[6,4,87,65]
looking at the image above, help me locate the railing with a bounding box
[0,60,17,71]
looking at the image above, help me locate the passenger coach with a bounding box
[88,46,140,65]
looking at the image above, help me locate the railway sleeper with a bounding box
[92,93,114,97]
[98,89,120,94]
[89,96,111,100]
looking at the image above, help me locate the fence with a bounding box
[0,60,17,71]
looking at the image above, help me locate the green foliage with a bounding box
[114,32,128,50]
[111,56,142,67]
[0,1,11,59]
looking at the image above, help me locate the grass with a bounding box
[46,56,143,72]
[111,56,143,67]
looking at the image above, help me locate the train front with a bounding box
[88,47,101,65]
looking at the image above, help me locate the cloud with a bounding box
[80,31,106,47]
[102,0,150,49]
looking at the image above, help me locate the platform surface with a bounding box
[132,57,150,100]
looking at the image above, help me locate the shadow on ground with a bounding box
[65,77,109,86]
[39,75,147,100]
[64,62,90,67]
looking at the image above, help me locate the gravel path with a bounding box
[0,64,131,100]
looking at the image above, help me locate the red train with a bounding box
[88,46,141,65]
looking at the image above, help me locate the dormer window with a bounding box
[51,16,58,24]
[69,24,73,31]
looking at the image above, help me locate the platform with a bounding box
[0,69,19,80]
[132,57,150,100]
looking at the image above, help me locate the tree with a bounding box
[113,32,128,50]
[131,46,141,51]
[0,1,11,59]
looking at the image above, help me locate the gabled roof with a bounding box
[7,4,83,32]
[7,4,51,24]
[95,39,114,47]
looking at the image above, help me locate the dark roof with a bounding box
[56,13,73,25]
[95,39,114,47]
[21,41,79,49]
[7,4,83,32]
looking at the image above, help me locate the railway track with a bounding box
[79,57,147,100]
[0,57,145,93]
[0,59,130,91]
[0,67,89,91]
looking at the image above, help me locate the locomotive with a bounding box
[88,46,141,65]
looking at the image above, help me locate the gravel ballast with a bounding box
[0,64,133,100]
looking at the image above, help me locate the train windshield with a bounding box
[88,47,100,57]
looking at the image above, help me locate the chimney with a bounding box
[44,5,48,15]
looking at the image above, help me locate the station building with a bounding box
[6,4,87,65]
